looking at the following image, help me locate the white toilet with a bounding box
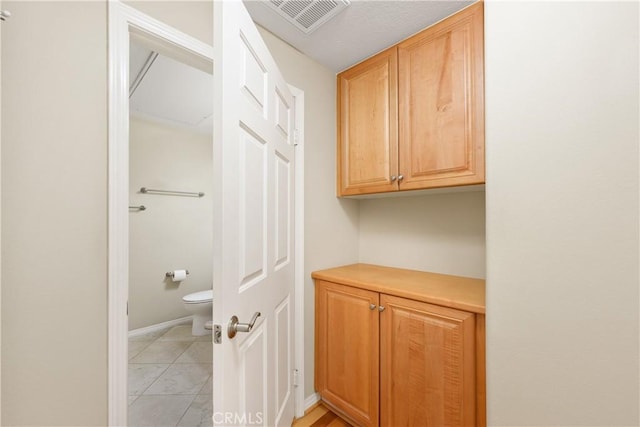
[182,289,213,336]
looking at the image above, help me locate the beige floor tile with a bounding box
[175,342,213,364]
[195,332,212,342]
[177,394,213,427]
[129,341,152,360]
[128,395,195,427]
[129,363,170,395]
[129,328,171,342]
[158,325,197,342]
[198,375,213,395]
[144,363,212,395]
[130,341,191,364]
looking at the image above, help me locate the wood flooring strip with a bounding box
[292,403,351,427]
[292,404,329,427]
[326,417,351,427]
[310,410,338,427]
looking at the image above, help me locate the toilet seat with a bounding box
[182,289,213,304]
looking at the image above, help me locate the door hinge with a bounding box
[294,129,299,146]
[293,369,300,386]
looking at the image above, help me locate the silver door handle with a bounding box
[228,312,261,339]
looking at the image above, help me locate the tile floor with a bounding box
[128,324,213,427]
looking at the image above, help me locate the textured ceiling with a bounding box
[244,0,474,72]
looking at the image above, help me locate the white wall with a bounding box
[1,2,108,424]
[359,191,486,279]
[485,1,639,425]
[257,26,361,400]
[129,117,213,330]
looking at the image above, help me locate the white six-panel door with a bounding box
[213,1,296,426]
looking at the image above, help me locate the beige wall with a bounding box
[257,26,361,399]
[485,1,639,425]
[359,191,486,279]
[1,1,213,425]
[129,117,213,330]
[124,0,213,46]
[0,6,3,421]
[1,2,108,425]
[5,1,637,424]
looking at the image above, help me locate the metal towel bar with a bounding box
[140,187,204,198]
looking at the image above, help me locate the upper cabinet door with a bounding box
[398,2,484,190]
[337,47,398,196]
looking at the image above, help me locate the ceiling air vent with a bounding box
[265,0,350,34]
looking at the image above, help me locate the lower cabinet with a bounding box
[315,279,485,426]
[380,294,477,426]
[315,280,380,426]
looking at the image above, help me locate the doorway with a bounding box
[108,3,305,425]
[108,4,215,425]
[126,38,214,425]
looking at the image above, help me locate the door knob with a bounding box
[227,311,261,339]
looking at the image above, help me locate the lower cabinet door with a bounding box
[380,294,476,426]
[315,280,379,427]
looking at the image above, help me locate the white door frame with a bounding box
[0,4,4,423]
[290,85,305,419]
[107,2,305,425]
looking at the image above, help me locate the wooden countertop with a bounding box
[312,263,485,314]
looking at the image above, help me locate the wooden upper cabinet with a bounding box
[398,2,484,190]
[337,47,398,196]
[336,2,484,196]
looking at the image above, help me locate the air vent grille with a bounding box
[265,0,349,34]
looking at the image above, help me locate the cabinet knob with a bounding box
[378,305,385,312]
[369,303,377,310]
[390,175,397,182]
[397,175,404,182]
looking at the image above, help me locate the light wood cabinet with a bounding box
[380,295,476,426]
[337,47,398,196]
[398,2,485,190]
[337,2,484,196]
[313,264,485,427]
[315,280,379,427]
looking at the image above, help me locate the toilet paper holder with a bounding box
[166,270,190,278]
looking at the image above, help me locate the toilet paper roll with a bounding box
[172,269,188,282]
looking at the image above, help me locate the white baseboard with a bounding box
[128,316,192,338]
[304,392,320,411]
